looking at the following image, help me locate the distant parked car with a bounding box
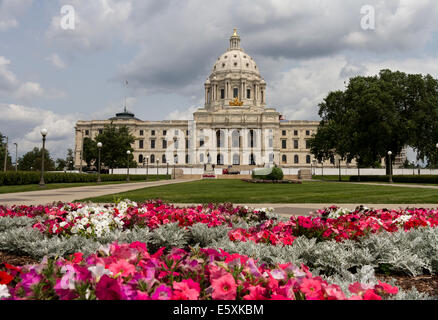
[223,166,240,175]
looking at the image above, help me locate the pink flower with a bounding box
[95,275,124,300]
[243,285,267,300]
[108,259,136,278]
[173,279,201,300]
[363,289,382,300]
[211,274,237,300]
[151,284,173,300]
[376,281,399,295]
[300,278,323,300]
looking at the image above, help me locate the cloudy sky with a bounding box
[1,0,438,161]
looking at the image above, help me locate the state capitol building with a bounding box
[74,30,405,170]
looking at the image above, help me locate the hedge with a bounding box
[349,175,438,184]
[0,171,170,186]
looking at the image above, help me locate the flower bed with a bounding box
[0,241,398,300]
[228,206,438,245]
[1,201,271,239]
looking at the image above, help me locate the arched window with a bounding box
[174,154,178,164]
[249,154,256,165]
[233,153,240,165]
[294,155,299,164]
[150,154,155,164]
[162,154,166,164]
[200,154,204,163]
[139,154,144,164]
[232,130,240,148]
[185,154,190,164]
[282,155,287,163]
[217,153,224,165]
[216,130,225,148]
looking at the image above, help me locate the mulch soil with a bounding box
[1,251,437,297]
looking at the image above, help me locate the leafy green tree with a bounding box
[83,137,98,168]
[18,147,55,171]
[92,123,136,172]
[55,158,67,171]
[66,149,75,170]
[310,70,438,169]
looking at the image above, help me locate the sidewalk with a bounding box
[0,179,196,206]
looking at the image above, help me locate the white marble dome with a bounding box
[212,49,260,76]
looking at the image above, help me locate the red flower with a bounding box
[95,275,124,300]
[0,271,14,285]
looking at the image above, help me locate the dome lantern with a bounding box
[229,28,241,51]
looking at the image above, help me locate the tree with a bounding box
[0,133,12,171]
[18,147,55,171]
[66,149,75,170]
[83,137,98,168]
[92,122,136,172]
[309,70,438,169]
[55,158,67,171]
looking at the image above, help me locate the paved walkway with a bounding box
[0,179,197,206]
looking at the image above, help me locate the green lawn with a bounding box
[78,179,438,204]
[0,180,147,194]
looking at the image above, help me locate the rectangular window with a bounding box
[221,89,225,99]
[186,139,189,149]
[163,130,167,136]
[174,140,179,149]
[233,88,238,98]
[282,130,286,136]
[306,140,310,149]
[294,140,299,149]
[247,89,251,99]
[282,140,287,149]
[151,140,155,149]
[175,130,179,135]
[200,139,204,147]
[85,130,89,136]
[162,140,167,149]
[294,130,298,136]
[139,140,144,149]
[269,138,273,148]
[139,130,144,136]
[306,130,310,136]
[151,130,156,136]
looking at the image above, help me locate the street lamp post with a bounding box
[321,159,324,181]
[388,151,393,183]
[156,160,159,181]
[146,156,149,182]
[173,163,176,180]
[166,161,169,179]
[97,142,102,183]
[336,155,342,182]
[357,155,361,182]
[126,150,131,182]
[39,129,48,187]
[13,142,17,172]
[3,136,7,172]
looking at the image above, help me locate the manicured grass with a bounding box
[79,179,438,204]
[0,179,162,194]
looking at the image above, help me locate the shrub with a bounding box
[349,175,438,184]
[252,167,284,181]
[0,172,169,186]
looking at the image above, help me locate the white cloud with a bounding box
[0,0,33,31]
[46,53,66,69]
[0,104,78,159]
[166,106,198,121]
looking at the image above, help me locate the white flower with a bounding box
[0,284,10,299]
[88,264,113,281]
